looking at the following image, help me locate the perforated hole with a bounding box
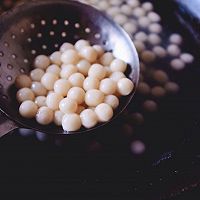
[0,51,4,57]
[42,45,47,49]
[24,59,29,63]
[30,23,35,29]
[11,34,16,39]
[27,38,32,43]
[85,28,91,33]
[64,20,69,26]
[20,68,25,73]
[37,33,42,38]
[54,44,59,48]
[74,35,80,40]
[7,64,13,70]
[7,75,12,81]
[41,20,46,25]
[52,19,58,25]
[95,33,101,39]
[103,40,107,45]
[75,23,80,28]
[4,42,9,47]
[12,54,16,59]
[61,32,67,37]
[2,95,8,100]
[20,28,24,33]
[31,50,36,55]
[49,31,55,36]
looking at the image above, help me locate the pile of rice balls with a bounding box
[15,39,134,132]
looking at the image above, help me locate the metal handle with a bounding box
[0,118,18,137]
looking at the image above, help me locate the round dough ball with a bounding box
[68,73,85,87]
[141,50,156,63]
[109,71,126,82]
[34,55,50,70]
[59,98,78,114]
[76,105,85,114]
[165,82,180,94]
[167,44,181,57]
[54,110,64,126]
[117,78,134,96]
[36,106,54,125]
[133,7,146,18]
[143,100,157,112]
[110,59,127,72]
[170,58,185,70]
[77,59,91,76]
[99,78,117,95]
[79,46,98,63]
[30,69,45,82]
[95,103,113,122]
[138,16,150,28]
[50,51,62,65]
[16,88,35,103]
[80,109,98,128]
[88,64,106,80]
[106,6,120,17]
[127,0,140,8]
[19,100,38,118]
[134,40,145,53]
[99,52,114,66]
[62,113,81,132]
[61,49,80,64]
[41,72,58,90]
[54,79,71,97]
[104,95,119,109]
[121,4,133,15]
[31,82,47,96]
[67,87,85,105]
[134,31,147,42]
[83,77,100,91]
[180,53,194,64]
[60,42,74,53]
[151,86,166,98]
[147,12,161,22]
[60,64,77,79]
[148,23,162,34]
[97,0,109,10]
[15,74,32,89]
[46,92,63,111]
[75,39,90,51]
[85,89,104,107]
[114,14,128,25]
[110,0,122,6]
[148,34,161,45]
[152,46,167,58]
[123,22,138,35]
[169,33,182,45]
[46,64,61,76]
[35,96,46,107]
[93,45,104,58]
[142,2,153,11]
[153,70,169,84]
[138,82,151,95]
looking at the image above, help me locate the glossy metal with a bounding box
[0,0,139,135]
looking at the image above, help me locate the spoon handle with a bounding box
[0,116,18,137]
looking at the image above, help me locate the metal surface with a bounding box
[0,0,139,135]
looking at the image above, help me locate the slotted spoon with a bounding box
[0,0,139,136]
